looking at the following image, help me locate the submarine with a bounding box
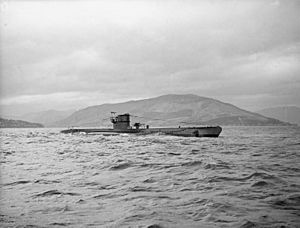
[61,113,222,137]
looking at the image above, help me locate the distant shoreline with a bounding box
[0,117,44,128]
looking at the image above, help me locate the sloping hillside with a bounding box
[53,94,289,127]
[19,109,75,127]
[257,106,300,125]
[0,118,44,128]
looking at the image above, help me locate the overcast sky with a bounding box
[0,0,299,116]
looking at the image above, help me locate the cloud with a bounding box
[0,0,300,114]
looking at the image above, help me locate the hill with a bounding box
[53,94,289,127]
[0,118,44,128]
[256,106,300,125]
[19,109,75,127]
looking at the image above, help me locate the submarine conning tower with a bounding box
[110,113,131,130]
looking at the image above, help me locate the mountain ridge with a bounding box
[53,94,290,127]
[257,106,300,125]
[19,109,75,127]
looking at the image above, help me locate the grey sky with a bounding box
[1,0,300,115]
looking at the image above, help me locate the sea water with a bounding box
[0,126,299,227]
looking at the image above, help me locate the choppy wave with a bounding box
[33,190,81,198]
[0,126,299,227]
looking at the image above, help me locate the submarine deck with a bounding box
[61,126,222,137]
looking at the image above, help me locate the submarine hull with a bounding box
[140,126,222,137]
[61,126,222,137]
